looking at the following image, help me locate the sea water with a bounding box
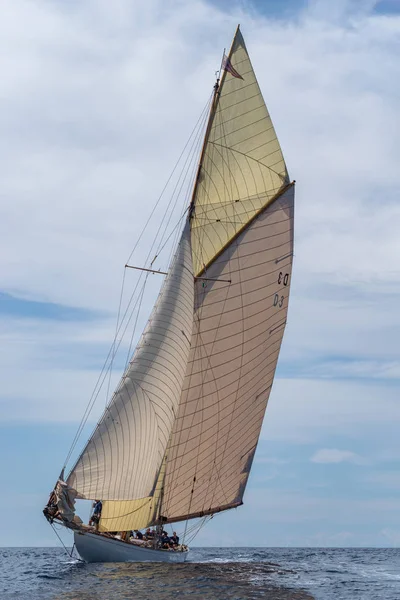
[1,547,399,599]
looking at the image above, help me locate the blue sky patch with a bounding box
[0,292,104,321]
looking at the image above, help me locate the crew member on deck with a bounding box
[170,531,179,546]
[89,500,102,529]
[135,530,143,539]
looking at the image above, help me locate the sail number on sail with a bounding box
[274,271,290,307]
[278,272,290,286]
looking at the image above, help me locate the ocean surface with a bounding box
[1,547,399,600]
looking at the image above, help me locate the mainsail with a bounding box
[63,26,294,535]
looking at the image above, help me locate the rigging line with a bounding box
[156,208,189,266]
[117,96,211,324]
[165,114,210,269]
[183,514,212,545]
[105,267,127,407]
[155,93,213,261]
[143,92,213,285]
[165,115,209,268]
[155,104,211,278]
[124,91,214,268]
[124,273,149,371]
[50,523,84,563]
[185,515,212,544]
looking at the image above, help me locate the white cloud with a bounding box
[310,448,362,464]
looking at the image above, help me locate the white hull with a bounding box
[74,531,188,563]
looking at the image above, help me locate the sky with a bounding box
[1,0,400,548]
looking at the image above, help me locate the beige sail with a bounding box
[66,224,194,501]
[160,184,294,523]
[190,28,289,277]
[98,497,154,532]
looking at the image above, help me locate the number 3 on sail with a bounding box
[43,25,295,563]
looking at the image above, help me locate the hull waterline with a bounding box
[74,531,188,563]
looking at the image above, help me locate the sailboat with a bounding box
[43,25,294,563]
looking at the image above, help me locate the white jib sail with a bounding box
[67,223,194,501]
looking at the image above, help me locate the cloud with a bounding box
[310,448,363,464]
